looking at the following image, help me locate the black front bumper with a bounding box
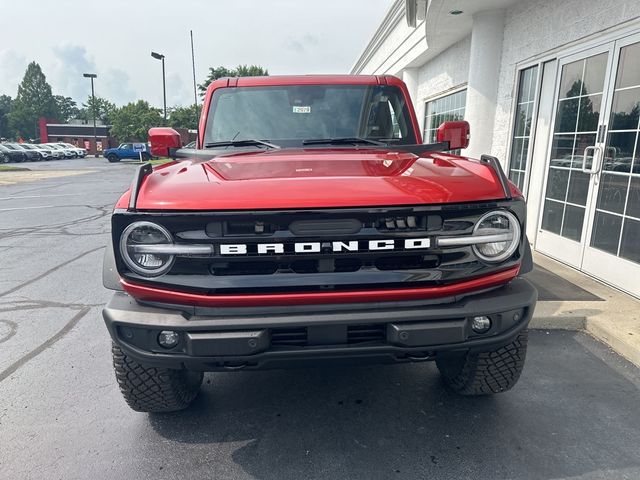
[103,278,537,371]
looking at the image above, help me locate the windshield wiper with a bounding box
[302,137,387,146]
[204,139,280,149]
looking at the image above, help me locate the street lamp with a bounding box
[83,73,98,157]
[151,52,167,122]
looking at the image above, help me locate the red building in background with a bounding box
[39,117,117,155]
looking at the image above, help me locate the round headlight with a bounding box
[472,210,520,263]
[120,221,175,276]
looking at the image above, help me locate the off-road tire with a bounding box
[112,343,203,412]
[436,330,528,395]
[107,154,120,163]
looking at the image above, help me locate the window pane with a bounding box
[566,170,590,206]
[604,132,637,173]
[620,218,640,263]
[597,173,629,214]
[423,89,466,146]
[615,42,640,90]
[590,211,622,255]
[546,168,569,201]
[550,135,575,167]
[576,94,601,132]
[556,98,580,132]
[609,87,640,131]
[582,53,608,95]
[626,176,640,219]
[561,204,585,241]
[559,60,584,99]
[541,200,564,234]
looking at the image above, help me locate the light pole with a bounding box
[151,52,167,122]
[83,73,98,157]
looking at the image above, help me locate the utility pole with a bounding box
[151,52,167,122]
[190,30,199,144]
[83,73,98,157]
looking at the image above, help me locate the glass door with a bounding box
[581,35,640,298]
[536,45,614,267]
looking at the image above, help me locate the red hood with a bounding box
[128,148,509,210]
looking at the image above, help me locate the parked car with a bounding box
[6,143,41,162]
[36,144,64,160]
[45,143,74,158]
[103,75,537,413]
[58,142,87,158]
[18,143,49,161]
[103,142,151,162]
[5,143,40,161]
[0,144,26,162]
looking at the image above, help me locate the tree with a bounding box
[0,95,12,139]
[8,62,59,138]
[168,104,201,130]
[198,64,268,96]
[109,100,163,142]
[54,95,79,123]
[78,95,116,125]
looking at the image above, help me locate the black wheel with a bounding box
[436,331,528,396]
[141,152,150,161]
[107,154,120,163]
[112,343,203,413]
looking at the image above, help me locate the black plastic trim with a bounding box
[480,155,512,200]
[103,278,537,371]
[128,162,153,211]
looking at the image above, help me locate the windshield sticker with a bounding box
[293,106,311,114]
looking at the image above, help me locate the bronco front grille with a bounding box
[113,201,524,294]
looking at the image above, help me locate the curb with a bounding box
[529,252,640,367]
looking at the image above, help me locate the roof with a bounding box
[213,75,403,87]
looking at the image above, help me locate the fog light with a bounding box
[471,316,491,333]
[158,330,179,349]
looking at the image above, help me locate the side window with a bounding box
[508,65,540,194]
[423,89,467,150]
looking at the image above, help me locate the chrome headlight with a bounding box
[119,221,175,276]
[472,210,521,263]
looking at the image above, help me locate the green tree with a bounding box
[110,100,163,142]
[198,64,268,96]
[54,95,79,123]
[168,104,201,130]
[8,62,59,138]
[78,95,116,124]
[0,95,12,139]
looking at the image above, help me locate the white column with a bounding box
[462,9,505,159]
[402,68,423,139]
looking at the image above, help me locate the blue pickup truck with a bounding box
[103,143,152,162]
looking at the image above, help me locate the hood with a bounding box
[130,148,510,210]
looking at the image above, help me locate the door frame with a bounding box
[535,42,617,268]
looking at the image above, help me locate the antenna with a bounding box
[190,30,199,143]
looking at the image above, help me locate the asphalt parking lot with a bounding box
[1,158,640,480]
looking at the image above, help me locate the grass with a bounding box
[149,157,173,165]
[0,165,30,172]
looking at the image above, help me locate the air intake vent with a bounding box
[270,327,307,347]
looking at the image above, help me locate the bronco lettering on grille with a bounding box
[218,238,431,255]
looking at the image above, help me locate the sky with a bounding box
[0,0,391,109]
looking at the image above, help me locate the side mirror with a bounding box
[436,121,470,150]
[148,127,181,157]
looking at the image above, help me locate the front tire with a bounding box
[436,331,528,396]
[112,343,203,412]
[107,154,120,163]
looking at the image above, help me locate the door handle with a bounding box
[582,146,602,175]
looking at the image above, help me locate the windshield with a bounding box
[204,84,416,146]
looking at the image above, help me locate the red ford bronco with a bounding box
[102,75,537,412]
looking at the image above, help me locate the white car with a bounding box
[37,144,64,159]
[58,142,87,158]
[46,143,75,159]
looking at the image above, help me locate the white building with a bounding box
[352,0,640,298]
